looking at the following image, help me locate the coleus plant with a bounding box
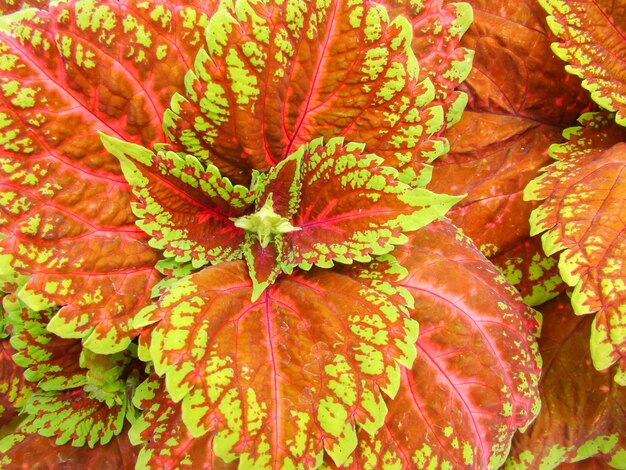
[0,1,622,470]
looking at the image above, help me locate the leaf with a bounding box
[0,0,47,15]
[164,0,446,186]
[490,238,563,307]
[507,294,626,469]
[135,260,418,467]
[526,111,626,381]
[242,236,283,301]
[343,220,542,469]
[100,134,252,269]
[6,294,85,391]
[379,0,474,128]
[0,0,219,352]
[20,387,127,447]
[0,427,138,469]
[268,138,461,270]
[428,0,593,301]
[0,337,33,428]
[541,0,626,126]
[130,374,235,469]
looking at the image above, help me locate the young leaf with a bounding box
[0,427,137,469]
[130,374,234,469]
[136,260,417,467]
[343,220,541,469]
[541,0,626,126]
[100,134,252,269]
[164,0,445,185]
[275,138,461,270]
[526,112,626,382]
[507,295,626,469]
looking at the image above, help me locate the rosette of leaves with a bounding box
[0,0,542,468]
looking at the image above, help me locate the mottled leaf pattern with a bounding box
[0,337,33,428]
[277,138,461,270]
[100,134,252,269]
[379,0,474,128]
[165,0,446,185]
[342,220,541,469]
[429,0,593,304]
[0,427,137,469]
[507,295,626,469]
[0,0,47,15]
[136,260,417,467]
[20,388,127,447]
[526,112,626,382]
[489,240,563,307]
[0,0,222,352]
[130,374,234,469]
[541,0,626,126]
[6,295,84,391]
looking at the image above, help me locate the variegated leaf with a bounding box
[135,260,417,467]
[130,374,235,469]
[165,0,446,186]
[341,220,541,469]
[0,427,137,469]
[379,0,474,128]
[526,111,626,382]
[0,337,33,428]
[6,294,85,391]
[100,134,253,269]
[20,387,127,447]
[268,138,461,270]
[0,0,47,15]
[541,0,626,126]
[428,0,594,304]
[0,0,219,352]
[507,294,626,469]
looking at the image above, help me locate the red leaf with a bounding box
[0,0,218,352]
[130,374,236,469]
[526,111,626,381]
[164,0,446,185]
[428,0,593,301]
[541,0,626,126]
[0,427,137,469]
[508,294,626,468]
[136,260,417,467]
[344,220,541,469]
